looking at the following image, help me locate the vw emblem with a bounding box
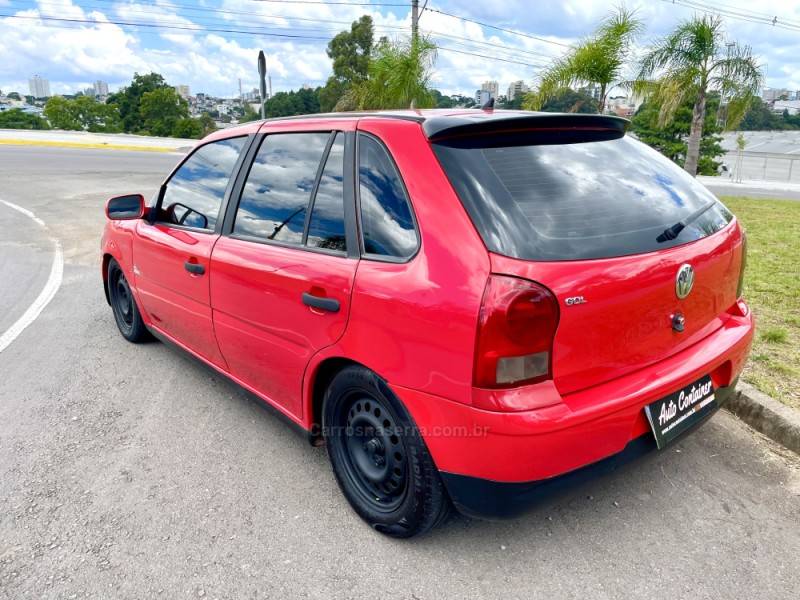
[675,264,695,299]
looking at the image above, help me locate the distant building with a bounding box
[28,75,51,98]
[175,85,191,99]
[607,95,639,117]
[762,88,789,102]
[579,84,601,101]
[480,80,499,100]
[774,100,800,115]
[94,80,109,97]
[506,80,529,101]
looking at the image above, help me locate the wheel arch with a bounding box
[305,355,372,443]
[102,252,113,305]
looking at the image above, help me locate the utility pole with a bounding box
[411,0,419,44]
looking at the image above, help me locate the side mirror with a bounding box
[106,194,145,220]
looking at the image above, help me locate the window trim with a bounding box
[221,129,358,260]
[302,132,337,246]
[354,131,421,264]
[150,134,253,235]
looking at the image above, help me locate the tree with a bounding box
[197,113,217,137]
[139,87,189,136]
[172,117,203,139]
[43,96,82,130]
[7,92,21,101]
[540,89,599,113]
[107,72,171,133]
[240,103,260,123]
[262,88,322,118]
[0,108,50,130]
[319,15,374,112]
[739,99,789,130]
[345,37,437,110]
[524,7,641,114]
[43,96,122,132]
[631,93,725,175]
[635,15,763,176]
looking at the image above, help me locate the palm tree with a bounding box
[337,36,437,110]
[635,15,763,176]
[524,7,642,114]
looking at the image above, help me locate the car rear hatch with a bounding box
[429,111,745,396]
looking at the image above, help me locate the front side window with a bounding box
[159,137,246,230]
[306,133,346,252]
[234,132,330,244]
[358,134,418,259]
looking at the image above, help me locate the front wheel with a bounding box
[323,366,451,538]
[107,258,149,343]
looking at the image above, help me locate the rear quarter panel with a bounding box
[329,118,490,407]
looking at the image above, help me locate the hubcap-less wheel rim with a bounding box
[338,394,408,511]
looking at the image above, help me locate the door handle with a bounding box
[184,261,205,275]
[302,292,340,313]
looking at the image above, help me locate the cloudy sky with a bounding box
[0,0,798,98]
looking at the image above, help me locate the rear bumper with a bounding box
[441,382,737,519]
[392,309,753,517]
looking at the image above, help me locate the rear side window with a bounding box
[358,134,418,259]
[433,135,733,261]
[306,133,347,252]
[159,136,245,230]
[234,132,330,243]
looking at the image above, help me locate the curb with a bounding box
[724,381,800,455]
[0,139,179,153]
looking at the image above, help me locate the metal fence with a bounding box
[723,150,800,184]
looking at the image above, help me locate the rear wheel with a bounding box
[107,259,149,343]
[323,366,450,538]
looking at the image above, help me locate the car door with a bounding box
[134,135,249,367]
[210,123,359,420]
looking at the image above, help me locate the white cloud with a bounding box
[0,0,797,97]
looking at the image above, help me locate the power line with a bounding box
[659,0,800,32]
[10,0,410,31]
[250,1,409,5]
[436,46,550,68]
[6,0,560,63]
[424,6,572,48]
[0,12,334,39]
[0,7,553,70]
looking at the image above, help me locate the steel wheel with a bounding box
[323,366,451,537]
[106,259,149,342]
[338,393,408,511]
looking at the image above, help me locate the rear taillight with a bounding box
[736,231,747,298]
[473,275,559,389]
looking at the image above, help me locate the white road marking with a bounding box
[0,199,64,354]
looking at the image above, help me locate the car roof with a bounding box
[206,109,629,142]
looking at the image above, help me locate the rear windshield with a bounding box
[432,134,733,261]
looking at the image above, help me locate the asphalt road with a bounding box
[1,145,799,600]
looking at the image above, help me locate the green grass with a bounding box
[722,197,800,410]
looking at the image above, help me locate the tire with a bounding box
[323,366,451,538]
[107,258,149,343]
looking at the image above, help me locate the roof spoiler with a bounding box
[423,112,629,142]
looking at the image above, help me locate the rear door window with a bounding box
[358,134,418,259]
[433,135,733,261]
[234,132,330,244]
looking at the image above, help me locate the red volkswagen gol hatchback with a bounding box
[101,110,753,537]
